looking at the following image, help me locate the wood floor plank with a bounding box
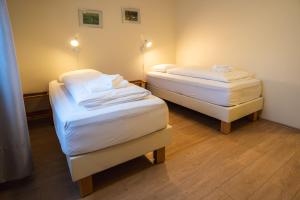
[202,189,233,200]
[170,139,262,199]
[221,133,299,200]
[1,104,299,200]
[225,120,286,154]
[166,123,217,157]
[249,151,300,200]
[292,190,300,200]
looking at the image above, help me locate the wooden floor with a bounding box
[1,102,300,200]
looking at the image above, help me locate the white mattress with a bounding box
[49,81,168,156]
[147,72,262,107]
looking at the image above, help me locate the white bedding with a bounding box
[70,83,151,110]
[49,80,168,156]
[167,67,252,83]
[61,70,147,109]
[147,72,262,107]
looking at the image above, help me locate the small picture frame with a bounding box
[122,8,141,24]
[79,9,103,28]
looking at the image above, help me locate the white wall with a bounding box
[8,0,176,93]
[8,0,300,129]
[175,0,300,129]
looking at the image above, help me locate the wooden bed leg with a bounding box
[78,176,93,197]
[221,121,231,134]
[153,147,165,164]
[249,111,259,121]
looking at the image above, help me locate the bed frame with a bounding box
[66,126,172,197]
[147,84,263,134]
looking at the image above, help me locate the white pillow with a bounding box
[212,65,233,73]
[167,67,252,82]
[86,74,129,93]
[58,69,101,83]
[152,64,177,73]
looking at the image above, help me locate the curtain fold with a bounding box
[0,0,33,183]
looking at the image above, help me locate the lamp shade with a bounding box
[70,39,80,47]
[145,40,152,49]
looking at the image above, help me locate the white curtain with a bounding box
[0,0,32,183]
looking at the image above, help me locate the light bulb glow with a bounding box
[145,41,152,48]
[70,39,79,47]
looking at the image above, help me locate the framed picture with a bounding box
[122,8,141,24]
[79,9,103,28]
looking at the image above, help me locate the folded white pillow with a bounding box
[86,74,129,93]
[152,64,177,73]
[76,84,152,110]
[58,69,102,83]
[212,65,233,73]
[59,69,134,107]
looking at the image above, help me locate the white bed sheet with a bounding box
[147,72,262,107]
[49,81,168,156]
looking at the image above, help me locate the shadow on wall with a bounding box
[260,79,300,129]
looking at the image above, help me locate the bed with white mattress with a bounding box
[147,67,264,134]
[49,72,171,197]
[50,80,169,156]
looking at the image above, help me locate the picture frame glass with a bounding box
[82,13,99,25]
[125,11,138,22]
[79,9,102,28]
[122,8,140,24]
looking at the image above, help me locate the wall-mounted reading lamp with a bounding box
[70,36,80,66]
[141,39,153,80]
[70,38,80,48]
[141,39,153,52]
[70,37,80,51]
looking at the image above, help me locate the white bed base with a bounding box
[148,84,263,134]
[66,125,172,197]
